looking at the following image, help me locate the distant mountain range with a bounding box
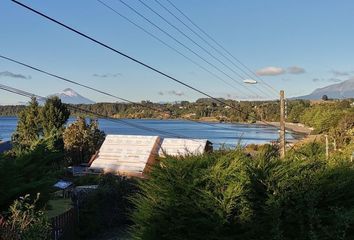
[50,88,95,104]
[295,78,354,99]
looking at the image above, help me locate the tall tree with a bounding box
[63,117,105,165]
[12,97,41,149]
[40,96,70,137]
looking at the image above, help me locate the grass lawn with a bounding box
[46,198,73,219]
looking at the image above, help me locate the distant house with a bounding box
[87,135,212,178]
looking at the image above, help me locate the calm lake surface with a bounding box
[0,117,295,148]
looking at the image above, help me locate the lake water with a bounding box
[0,117,295,148]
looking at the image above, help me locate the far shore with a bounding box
[256,121,313,135]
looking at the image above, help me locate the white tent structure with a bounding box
[88,135,212,178]
[89,135,161,177]
[158,138,210,157]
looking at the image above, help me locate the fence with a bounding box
[51,208,77,240]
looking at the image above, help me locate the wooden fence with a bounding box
[51,208,77,240]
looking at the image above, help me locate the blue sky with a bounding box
[1,0,354,104]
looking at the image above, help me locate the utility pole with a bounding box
[280,90,286,159]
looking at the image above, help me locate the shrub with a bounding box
[130,151,256,240]
[77,174,137,238]
[0,194,51,240]
[0,143,62,211]
[130,148,354,240]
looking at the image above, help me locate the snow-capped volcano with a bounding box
[50,88,95,104]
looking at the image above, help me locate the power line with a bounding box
[153,0,274,98]
[0,55,161,112]
[10,0,275,128]
[0,54,245,134]
[96,0,247,97]
[116,0,254,98]
[135,0,266,98]
[165,0,279,95]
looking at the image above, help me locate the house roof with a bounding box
[88,135,212,178]
[89,135,161,177]
[158,138,209,157]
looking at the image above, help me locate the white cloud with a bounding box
[0,71,30,79]
[168,90,184,96]
[158,90,185,97]
[93,73,122,78]
[287,66,305,74]
[256,66,285,76]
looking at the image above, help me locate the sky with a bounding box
[1,0,354,105]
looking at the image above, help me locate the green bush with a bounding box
[130,151,256,240]
[130,148,354,240]
[0,143,62,211]
[77,174,137,238]
[0,194,51,240]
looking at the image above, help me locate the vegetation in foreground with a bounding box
[0,97,105,239]
[130,146,354,240]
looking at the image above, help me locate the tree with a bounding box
[63,117,105,165]
[322,94,329,101]
[40,96,70,137]
[12,98,42,150]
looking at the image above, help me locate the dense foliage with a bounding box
[11,97,70,151]
[40,96,70,138]
[76,174,137,238]
[130,148,354,240]
[0,142,63,211]
[63,117,105,164]
[11,98,42,149]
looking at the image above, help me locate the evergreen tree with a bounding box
[12,98,41,149]
[40,96,70,137]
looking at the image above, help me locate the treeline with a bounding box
[0,98,302,122]
[0,105,25,116]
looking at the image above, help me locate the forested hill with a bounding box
[0,105,26,116]
[0,99,283,123]
[1,99,353,129]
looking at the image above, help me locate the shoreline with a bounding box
[256,121,313,135]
